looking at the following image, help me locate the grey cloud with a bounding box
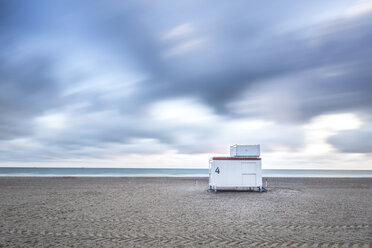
[328,127,372,153]
[5,0,372,119]
[233,62,372,124]
[0,54,61,140]
[88,2,372,119]
[1,0,372,161]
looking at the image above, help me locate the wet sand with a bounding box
[0,177,371,247]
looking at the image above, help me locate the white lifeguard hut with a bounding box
[209,145,263,193]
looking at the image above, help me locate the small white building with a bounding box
[209,145,263,193]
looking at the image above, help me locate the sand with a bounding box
[0,177,371,247]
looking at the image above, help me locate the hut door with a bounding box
[242,174,256,186]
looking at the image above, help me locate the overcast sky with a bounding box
[1,0,372,169]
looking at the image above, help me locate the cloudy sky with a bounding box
[1,0,372,169]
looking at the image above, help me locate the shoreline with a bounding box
[2,174,370,181]
[2,168,372,178]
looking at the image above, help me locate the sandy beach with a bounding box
[0,177,371,247]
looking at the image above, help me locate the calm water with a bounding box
[0,167,372,177]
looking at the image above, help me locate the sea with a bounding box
[0,167,372,178]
